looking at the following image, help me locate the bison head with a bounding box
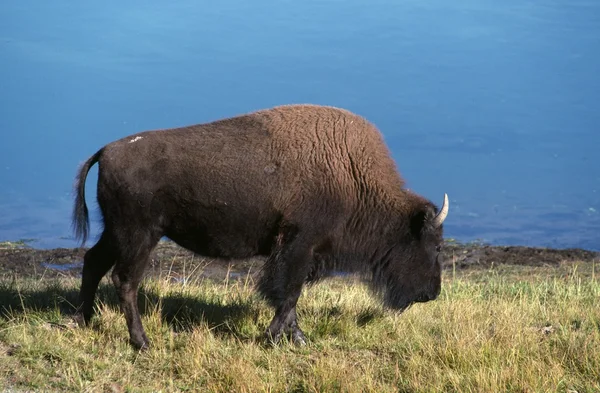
[373,193,449,312]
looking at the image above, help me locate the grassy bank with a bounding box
[1,261,599,392]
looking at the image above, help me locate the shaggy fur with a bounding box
[72,104,448,349]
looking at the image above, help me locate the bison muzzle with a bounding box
[72,104,449,349]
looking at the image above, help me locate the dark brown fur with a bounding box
[72,104,448,349]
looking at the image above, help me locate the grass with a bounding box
[0,240,32,250]
[0,260,599,392]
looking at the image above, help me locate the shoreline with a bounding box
[1,240,598,282]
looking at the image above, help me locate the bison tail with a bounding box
[72,149,103,246]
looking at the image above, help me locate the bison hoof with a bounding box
[291,329,307,346]
[73,312,90,328]
[264,328,307,346]
[130,338,150,351]
[264,329,283,346]
[130,333,150,351]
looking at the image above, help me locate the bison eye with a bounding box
[435,245,442,253]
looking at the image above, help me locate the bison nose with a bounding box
[415,293,432,303]
[416,286,441,303]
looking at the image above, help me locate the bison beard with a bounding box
[71,104,449,350]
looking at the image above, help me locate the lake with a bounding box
[1,0,598,251]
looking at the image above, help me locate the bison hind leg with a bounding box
[75,231,118,326]
[109,228,162,350]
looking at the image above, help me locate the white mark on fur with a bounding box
[129,136,143,143]
[264,163,278,174]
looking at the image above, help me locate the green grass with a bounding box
[0,240,32,249]
[1,261,599,392]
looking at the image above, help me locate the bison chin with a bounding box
[377,281,441,313]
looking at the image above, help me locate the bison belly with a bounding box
[163,197,281,259]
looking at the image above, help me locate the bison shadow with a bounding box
[0,279,257,338]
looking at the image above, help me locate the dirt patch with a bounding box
[0,247,87,279]
[442,242,599,269]
[0,241,598,281]
[0,242,262,282]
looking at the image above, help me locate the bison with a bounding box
[72,104,449,349]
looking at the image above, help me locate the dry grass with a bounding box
[0,260,599,392]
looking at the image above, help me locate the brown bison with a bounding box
[72,104,449,349]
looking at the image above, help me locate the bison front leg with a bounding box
[258,234,312,346]
[264,292,308,346]
[283,308,307,345]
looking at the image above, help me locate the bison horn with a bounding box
[432,193,449,228]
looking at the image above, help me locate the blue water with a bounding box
[1,1,599,251]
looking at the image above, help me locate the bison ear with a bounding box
[409,210,427,240]
[409,206,437,240]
